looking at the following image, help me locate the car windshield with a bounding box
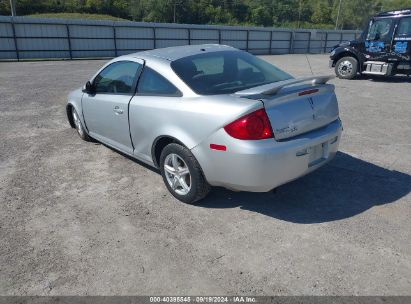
[171,50,293,95]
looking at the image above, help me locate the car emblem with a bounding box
[275,123,297,134]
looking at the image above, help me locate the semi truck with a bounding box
[329,8,411,79]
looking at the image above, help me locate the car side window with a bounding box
[93,61,142,94]
[397,17,411,37]
[367,19,393,41]
[137,67,181,96]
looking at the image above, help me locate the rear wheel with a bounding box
[335,56,358,79]
[160,143,210,204]
[72,107,91,141]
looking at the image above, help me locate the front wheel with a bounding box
[72,107,91,141]
[335,56,358,79]
[160,143,210,204]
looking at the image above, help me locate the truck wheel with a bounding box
[335,56,358,79]
[160,143,210,204]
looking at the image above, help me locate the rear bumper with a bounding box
[191,119,342,192]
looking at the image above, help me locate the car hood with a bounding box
[332,39,362,50]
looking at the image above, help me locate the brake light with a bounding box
[298,88,319,96]
[224,108,273,140]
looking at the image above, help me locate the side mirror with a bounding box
[82,81,95,94]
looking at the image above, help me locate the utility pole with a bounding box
[10,0,16,16]
[297,0,303,28]
[171,0,181,23]
[173,3,176,23]
[335,0,342,30]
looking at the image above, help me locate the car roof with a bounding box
[376,8,411,17]
[129,44,237,61]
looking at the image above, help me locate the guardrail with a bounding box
[0,16,361,61]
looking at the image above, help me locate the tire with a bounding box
[71,107,91,141]
[335,56,358,79]
[160,143,210,204]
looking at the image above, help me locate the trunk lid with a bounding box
[234,76,339,140]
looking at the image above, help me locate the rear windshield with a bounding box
[170,50,293,95]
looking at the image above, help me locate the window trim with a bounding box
[135,66,183,97]
[91,60,143,96]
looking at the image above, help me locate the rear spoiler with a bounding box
[234,75,334,97]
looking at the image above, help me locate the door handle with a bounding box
[113,106,123,114]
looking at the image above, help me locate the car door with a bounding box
[393,16,411,61]
[364,18,394,61]
[82,60,143,155]
[128,66,183,163]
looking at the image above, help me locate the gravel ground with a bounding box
[0,54,410,296]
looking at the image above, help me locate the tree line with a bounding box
[1,0,411,30]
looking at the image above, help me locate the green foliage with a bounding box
[381,0,411,11]
[311,0,333,25]
[0,0,411,30]
[333,0,383,30]
[25,12,129,21]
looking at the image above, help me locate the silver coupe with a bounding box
[67,44,342,204]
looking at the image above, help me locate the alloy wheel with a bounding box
[164,153,192,196]
[72,108,84,137]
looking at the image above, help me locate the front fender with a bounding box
[66,88,86,130]
[330,46,364,66]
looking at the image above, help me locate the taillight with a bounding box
[224,108,273,140]
[298,88,319,96]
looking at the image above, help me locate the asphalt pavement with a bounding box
[0,54,410,295]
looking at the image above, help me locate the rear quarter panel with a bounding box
[128,95,262,163]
